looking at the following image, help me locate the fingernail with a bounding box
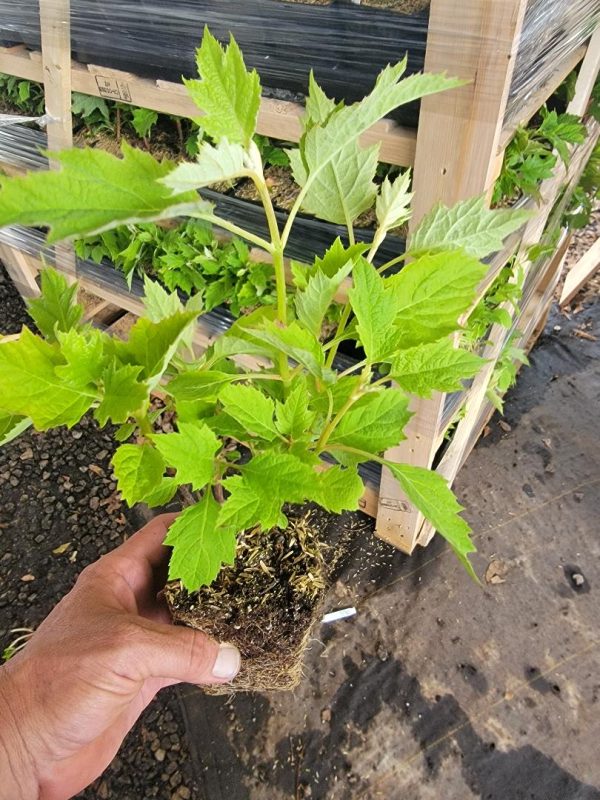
[212,643,241,680]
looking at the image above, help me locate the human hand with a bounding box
[0,513,240,800]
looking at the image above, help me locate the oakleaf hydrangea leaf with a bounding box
[220,452,321,531]
[349,258,402,362]
[219,384,278,441]
[317,465,364,513]
[386,250,487,348]
[167,370,236,402]
[0,143,206,242]
[161,140,250,193]
[275,378,314,439]
[376,170,413,232]
[295,260,353,337]
[165,494,236,590]
[0,413,32,447]
[27,268,83,340]
[55,327,107,389]
[408,196,531,259]
[300,67,463,195]
[389,339,485,397]
[94,363,149,426]
[152,421,220,490]
[111,443,165,506]
[0,328,96,429]
[314,238,369,278]
[185,28,261,147]
[114,311,199,388]
[386,463,478,581]
[328,389,411,453]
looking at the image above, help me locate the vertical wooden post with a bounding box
[39,0,76,280]
[39,0,72,154]
[376,0,529,552]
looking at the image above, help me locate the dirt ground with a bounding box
[0,220,599,799]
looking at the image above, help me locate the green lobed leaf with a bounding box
[152,421,220,490]
[130,107,159,140]
[314,238,369,278]
[317,465,364,513]
[54,327,107,388]
[27,268,84,341]
[389,339,485,397]
[328,389,412,454]
[0,327,96,429]
[349,258,402,362]
[143,478,179,509]
[0,412,32,447]
[185,28,261,147]
[295,260,352,337]
[300,67,463,197]
[94,362,149,426]
[111,443,165,506]
[386,463,478,581]
[161,140,250,193]
[376,170,413,231]
[143,276,184,322]
[0,142,207,242]
[304,71,338,128]
[220,451,321,531]
[275,377,314,440]
[165,494,237,590]
[408,196,531,259]
[114,311,199,388]
[386,249,488,348]
[219,384,279,441]
[247,321,332,381]
[290,139,379,226]
[167,370,236,402]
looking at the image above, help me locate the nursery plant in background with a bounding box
[0,30,530,689]
[493,106,587,206]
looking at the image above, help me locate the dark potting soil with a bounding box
[0,263,200,800]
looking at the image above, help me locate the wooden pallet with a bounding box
[0,0,599,556]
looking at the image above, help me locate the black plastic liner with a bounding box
[0,125,406,266]
[0,0,429,127]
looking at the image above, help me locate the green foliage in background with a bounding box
[75,220,276,316]
[493,107,587,206]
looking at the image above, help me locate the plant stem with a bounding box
[377,252,408,274]
[249,168,291,387]
[136,413,153,438]
[328,443,388,465]
[325,304,352,369]
[325,222,390,367]
[202,213,273,253]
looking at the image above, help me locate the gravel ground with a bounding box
[0,265,199,800]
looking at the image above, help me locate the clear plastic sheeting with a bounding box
[0,113,50,127]
[0,0,429,126]
[505,0,600,128]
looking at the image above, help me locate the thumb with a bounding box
[131,618,241,685]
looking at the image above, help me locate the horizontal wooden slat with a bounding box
[0,45,417,166]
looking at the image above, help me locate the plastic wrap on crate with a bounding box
[0,124,407,266]
[0,0,429,127]
[505,0,600,129]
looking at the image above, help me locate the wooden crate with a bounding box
[0,0,599,554]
